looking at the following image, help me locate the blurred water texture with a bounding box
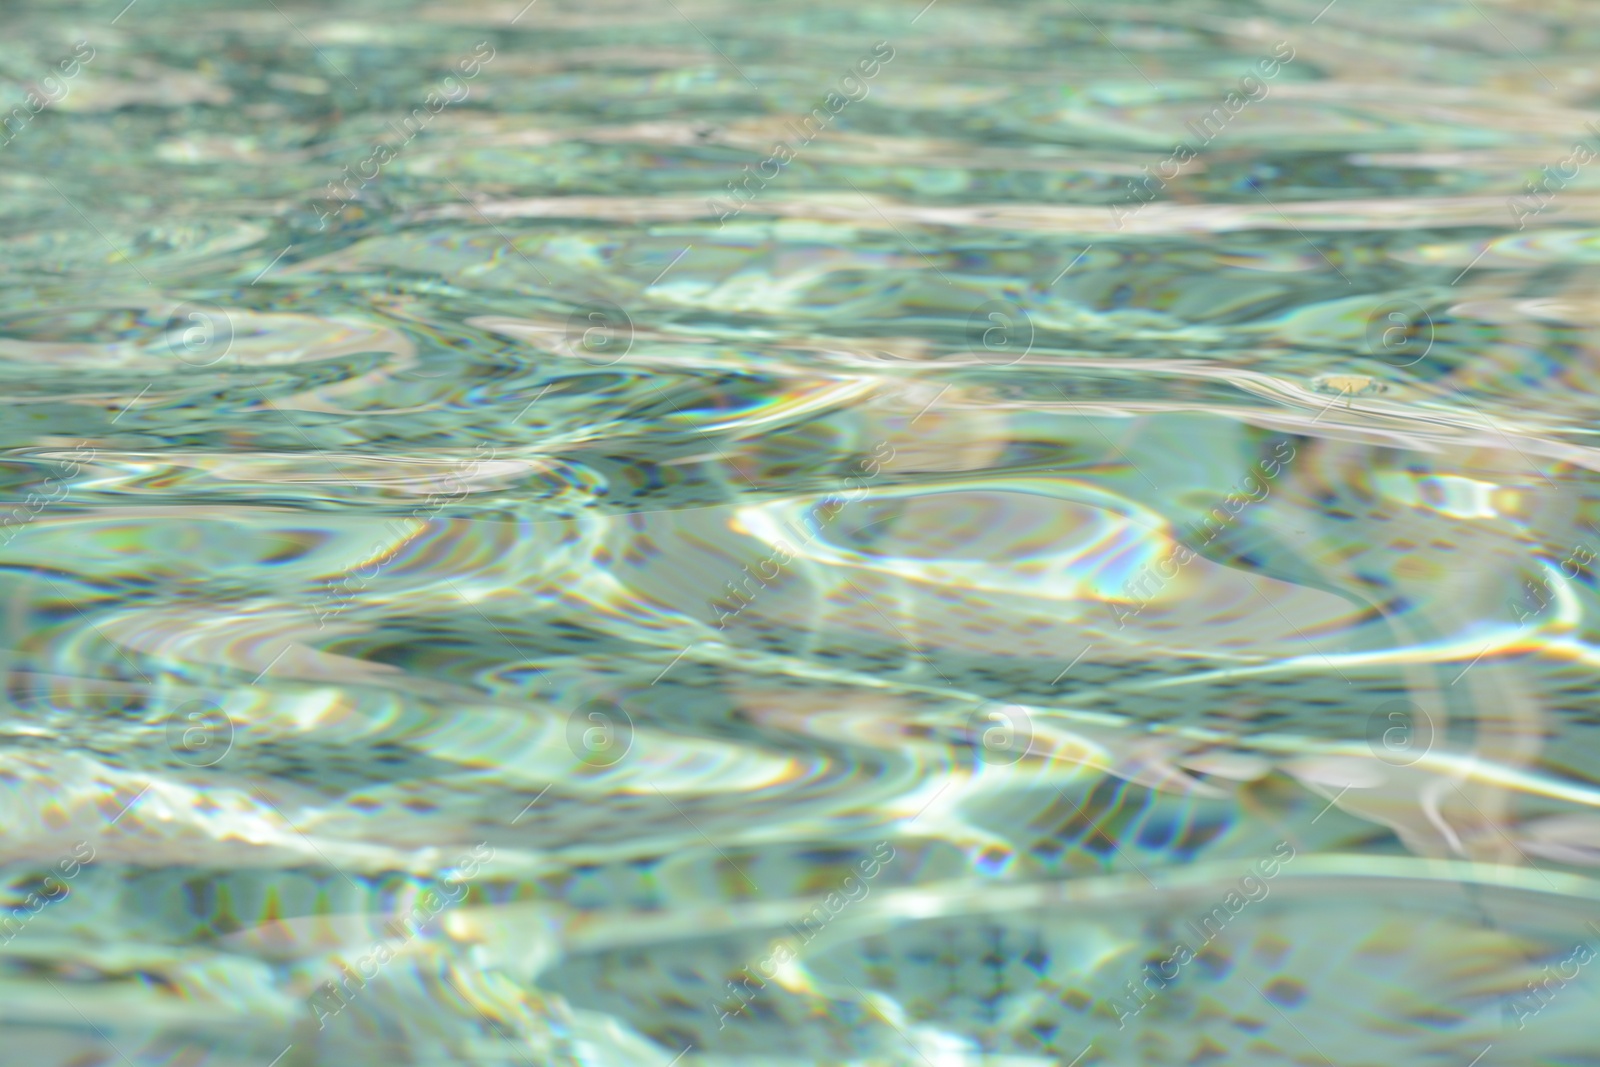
[2,0,1600,1063]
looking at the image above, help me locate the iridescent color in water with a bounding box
[2,0,1600,1064]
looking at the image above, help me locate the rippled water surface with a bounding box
[6,0,1600,1063]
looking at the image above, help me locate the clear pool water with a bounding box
[3,0,1600,1064]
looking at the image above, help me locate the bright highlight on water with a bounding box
[0,0,1597,1064]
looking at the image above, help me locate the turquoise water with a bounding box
[3,0,1600,1063]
